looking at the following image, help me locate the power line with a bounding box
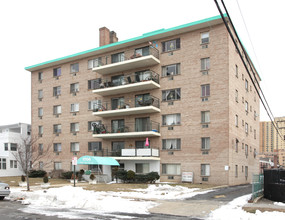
[213,0,284,141]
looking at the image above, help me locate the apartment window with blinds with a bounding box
[162,63,180,77]
[10,160,17,169]
[162,38,180,52]
[53,67,61,77]
[88,100,102,111]
[38,90,43,99]
[38,144,43,155]
[88,79,101,90]
[136,163,149,174]
[38,126,43,135]
[111,52,125,63]
[201,111,210,123]
[88,121,101,131]
[201,137,210,150]
[201,164,210,176]
[201,32,209,44]
[53,86,61,96]
[201,58,210,70]
[235,115,238,127]
[0,158,7,170]
[162,139,181,150]
[54,162,62,170]
[71,103,79,112]
[70,83,79,93]
[88,57,101,69]
[53,124,61,134]
[162,114,181,126]
[10,143,17,151]
[162,164,181,175]
[53,105,62,115]
[38,108,43,117]
[235,90,238,102]
[162,88,181,101]
[70,142,80,152]
[70,63,79,73]
[88,142,102,151]
[70,123,79,133]
[38,72,43,81]
[201,84,210,97]
[53,143,62,152]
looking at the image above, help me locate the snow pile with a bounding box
[274,202,285,207]
[208,194,285,220]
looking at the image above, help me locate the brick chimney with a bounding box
[99,27,118,46]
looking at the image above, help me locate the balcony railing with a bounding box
[90,148,159,157]
[94,95,160,111]
[92,121,160,139]
[93,46,160,75]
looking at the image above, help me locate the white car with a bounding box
[0,182,10,200]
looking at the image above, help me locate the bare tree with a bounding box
[11,135,54,191]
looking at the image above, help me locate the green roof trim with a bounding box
[25,14,226,71]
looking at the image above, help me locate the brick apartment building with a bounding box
[26,15,260,185]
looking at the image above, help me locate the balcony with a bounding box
[92,46,160,75]
[93,96,160,117]
[92,121,160,139]
[92,71,160,96]
[90,148,160,159]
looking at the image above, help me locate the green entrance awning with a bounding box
[77,155,119,166]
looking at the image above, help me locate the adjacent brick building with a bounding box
[26,15,260,185]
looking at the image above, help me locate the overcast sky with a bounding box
[0,0,284,125]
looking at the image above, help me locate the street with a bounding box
[0,185,252,220]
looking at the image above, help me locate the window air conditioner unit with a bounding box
[168,126,174,130]
[72,73,76,76]
[168,102,174,106]
[73,113,77,116]
[73,92,77,96]
[202,71,208,75]
[202,177,208,181]
[202,97,208,102]
[202,151,209,155]
[168,151,174,155]
[201,44,208,49]
[73,132,77,135]
[55,114,59,118]
[202,124,209,128]
[39,116,42,119]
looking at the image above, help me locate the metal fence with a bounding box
[252,174,264,200]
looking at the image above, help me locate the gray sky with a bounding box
[0,0,284,125]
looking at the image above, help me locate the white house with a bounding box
[0,123,30,177]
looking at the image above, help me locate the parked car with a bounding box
[0,182,10,200]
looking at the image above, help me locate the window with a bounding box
[201,58,210,70]
[53,105,62,115]
[245,123,248,134]
[135,70,152,81]
[254,111,257,120]
[245,166,248,179]
[162,38,180,52]
[39,161,44,170]
[70,63,79,73]
[88,142,102,151]
[235,90,238,102]
[111,119,125,133]
[10,143,17,151]
[112,141,124,152]
[245,101,248,113]
[136,140,151,149]
[88,57,101,69]
[88,100,102,111]
[71,103,79,112]
[71,142,80,152]
[135,94,151,107]
[111,97,125,110]
[235,139,239,153]
[111,75,124,86]
[235,115,238,127]
[38,72,43,81]
[38,90,43,99]
[201,137,210,150]
[254,129,256,139]
[38,108,43,117]
[201,84,210,97]
[201,32,209,44]
[135,46,150,56]
[162,139,181,150]
[54,162,62,170]
[162,164,181,175]
[4,143,8,151]
[38,126,43,135]
[88,79,101,90]
[0,158,7,170]
[235,165,238,177]
[10,160,17,169]
[245,79,248,91]
[39,144,43,155]
[70,123,79,133]
[136,163,149,174]
[88,121,101,131]
[111,52,125,63]
[235,65,238,78]
[162,63,180,77]
[162,114,181,126]
[53,124,61,134]
[162,88,181,101]
[245,144,248,156]
[201,111,210,123]
[53,67,61,77]
[54,143,62,152]
[53,86,61,96]
[135,117,150,132]
[201,164,210,176]
[70,83,79,93]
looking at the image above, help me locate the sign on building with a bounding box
[182,172,193,182]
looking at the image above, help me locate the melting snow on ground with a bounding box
[208,194,285,220]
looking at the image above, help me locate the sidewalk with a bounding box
[243,197,285,213]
